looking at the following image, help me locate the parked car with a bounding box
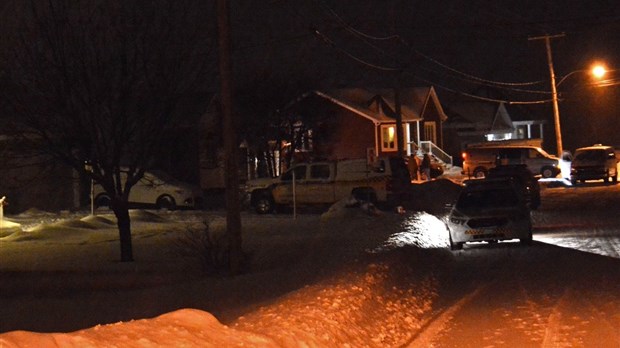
[487,164,541,210]
[94,170,203,210]
[570,144,618,185]
[446,177,533,250]
[462,144,560,179]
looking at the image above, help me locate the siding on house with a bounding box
[327,107,376,160]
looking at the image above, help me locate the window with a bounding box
[310,164,331,180]
[528,149,544,159]
[424,122,436,143]
[381,125,396,151]
[281,165,306,181]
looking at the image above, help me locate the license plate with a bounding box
[465,229,488,235]
[465,228,507,236]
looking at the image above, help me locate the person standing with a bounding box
[421,153,431,181]
[408,154,419,181]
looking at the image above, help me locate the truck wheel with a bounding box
[94,194,111,209]
[473,167,487,179]
[156,195,177,210]
[352,188,377,204]
[255,196,274,214]
[541,166,556,178]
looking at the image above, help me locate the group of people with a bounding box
[408,153,432,182]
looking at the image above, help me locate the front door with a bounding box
[424,122,436,144]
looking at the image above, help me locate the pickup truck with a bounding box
[243,157,410,214]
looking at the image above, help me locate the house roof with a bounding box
[287,87,447,125]
[444,99,514,134]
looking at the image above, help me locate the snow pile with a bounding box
[0,219,21,237]
[0,309,277,348]
[233,256,439,347]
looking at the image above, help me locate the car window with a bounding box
[498,148,522,160]
[528,149,544,159]
[281,165,306,181]
[457,187,519,210]
[574,150,605,162]
[310,164,331,180]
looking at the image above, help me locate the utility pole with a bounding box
[529,33,565,156]
[217,0,242,275]
[394,73,404,158]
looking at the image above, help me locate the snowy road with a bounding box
[533,181,620,259]
[406,242,620,347]
[406,182,620,347]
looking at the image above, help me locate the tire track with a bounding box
[403,285,488,348]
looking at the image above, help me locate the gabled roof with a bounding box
[444,99,514,134]
[286,87,447,125]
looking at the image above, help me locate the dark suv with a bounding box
[570,144,618,185]
[487,164,541,210]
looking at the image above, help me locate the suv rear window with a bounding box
[457,187,519,210]
[574,149,606,162]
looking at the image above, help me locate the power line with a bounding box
[313,0,549,92]
[312,28,401,72]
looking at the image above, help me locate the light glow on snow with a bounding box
[373,212,450,252]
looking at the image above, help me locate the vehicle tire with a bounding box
[254,195,274,214]
[473,167,487,179]
[521,226,533,245]
[94,194,111,209]
[352,188,378,204]
[520,235,533,245]
[541,166,556,178]
[156,195,176,210]
[449,235,463,250]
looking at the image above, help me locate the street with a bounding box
[406,181,620,347]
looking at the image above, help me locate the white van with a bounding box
[94,170,203,210]
[462,145,560,179]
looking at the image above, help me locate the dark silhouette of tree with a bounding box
[1,0,215,262]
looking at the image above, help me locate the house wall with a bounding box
[321,107,376,160]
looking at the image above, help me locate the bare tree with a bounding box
[1,0,215,262]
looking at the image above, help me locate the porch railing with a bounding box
[419,141,453,167]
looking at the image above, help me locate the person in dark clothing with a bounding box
[421,153,431,181]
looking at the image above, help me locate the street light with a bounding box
[549,63,607,156]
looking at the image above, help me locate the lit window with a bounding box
[381,125,396,151]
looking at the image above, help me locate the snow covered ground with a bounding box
[1,169,620,347]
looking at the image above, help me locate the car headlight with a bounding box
[449,217,467,225]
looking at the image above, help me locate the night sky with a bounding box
[232,0,620,152]
[1,1,619,153]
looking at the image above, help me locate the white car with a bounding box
[447,178,532,250]
[94,170,203,210]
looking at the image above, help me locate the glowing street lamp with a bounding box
[591,64,607,79]
[549,63,608,156]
